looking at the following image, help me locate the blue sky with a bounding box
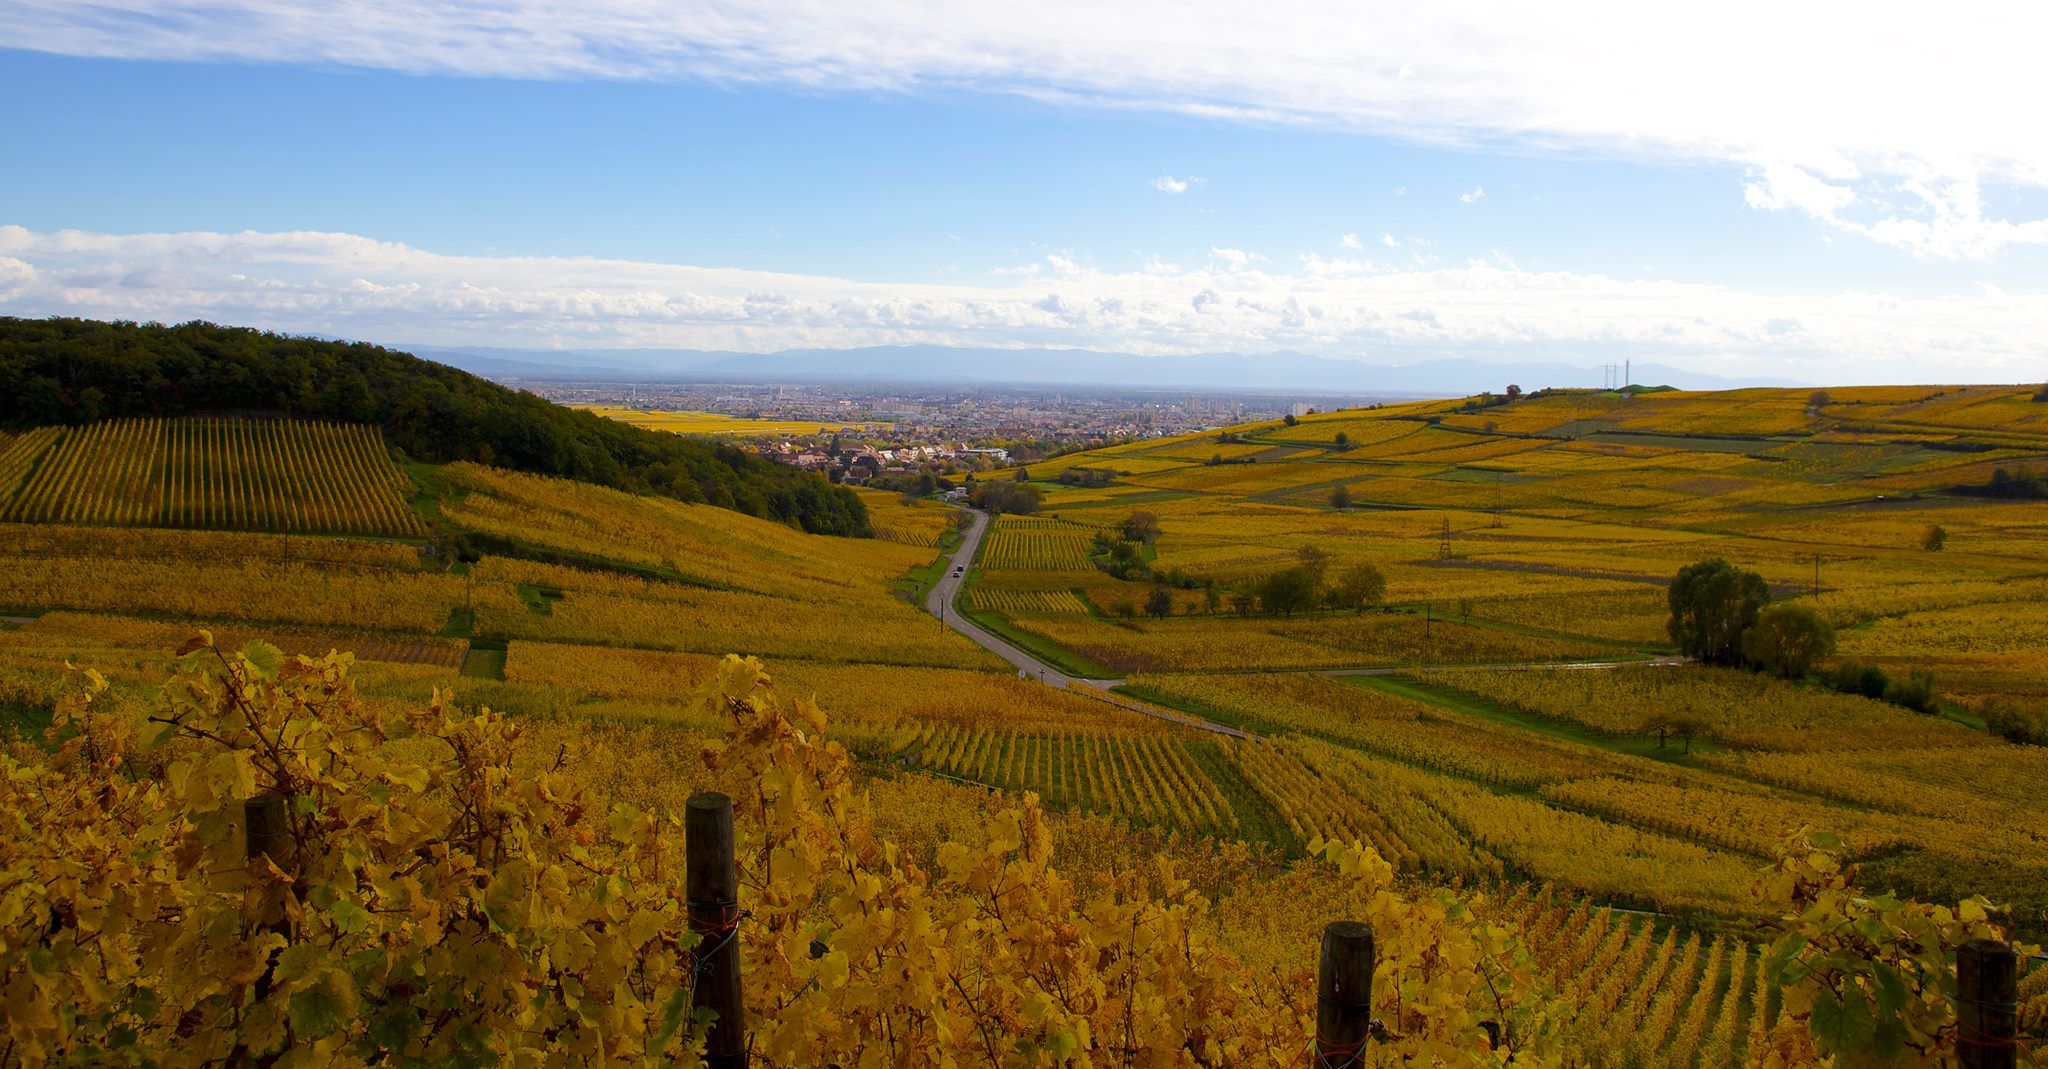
[2,2,2046,384]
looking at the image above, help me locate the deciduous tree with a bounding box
[1667,558,1770,666]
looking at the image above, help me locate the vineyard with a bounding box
[4,379,2048,1065]
[978,515,1096,570]
[1501,887,1775,1068]
[0,417,426,537]
[903,725,1239,834]
[968,587,1093,613]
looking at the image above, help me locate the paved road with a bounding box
[924,508,1688,739]
[925,508,1253,738]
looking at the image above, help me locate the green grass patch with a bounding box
[516,583,564,616]
[0,701,52,740]
[896,552,952,604]
[438,608,474,639]
[1342,673,1719,764]
[462,639,508,680]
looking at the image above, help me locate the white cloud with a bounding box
[1745,163,2048,259]
[1151,175,1200,194]
[12,2,2048,258]
[1340,233,1364,252]
[1208,246,1262,270]
[1459,186,1485,204]
[2,224,2045,382]
[1380,233,1401,248]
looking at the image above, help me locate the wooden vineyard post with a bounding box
[688,792,748,1068]
[1957,939,2018,1069]
[244,794,288,870]
[244,794,291,1018]
[1316,920,1375,1068]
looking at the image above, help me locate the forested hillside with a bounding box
[0,317,870,536]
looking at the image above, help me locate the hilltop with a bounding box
[0,317,871,536]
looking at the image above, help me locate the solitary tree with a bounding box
[1144,585,1174,620]
[1328,485,1352,510]
[1330,563,1387,614]
[1257,567,1319,617]
[1333,431,1350,448]
[1667,558,1770,666]
[1668,715,1709,754]
[1922,524,1947,551]
[1120,510,1162,544]
[1295,545,1330,588]
[1282,413,1299,427]
[1504,384,1523,399]
[1741,603,1835,678]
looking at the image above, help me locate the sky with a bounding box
[2,1,2047,385]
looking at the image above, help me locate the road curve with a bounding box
[924,508,1252,738]
[923,507,1688,738]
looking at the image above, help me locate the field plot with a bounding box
[978,516,1096,570]
[904,726,1238,834]
[859,489,955,546]
[969,587,1092,613]
[0,417,426,537]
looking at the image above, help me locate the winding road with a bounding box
[925,508,1255,738]
[924,506,1688,740]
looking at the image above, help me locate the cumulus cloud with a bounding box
[1,225,2045,382]
[1151,175,1200,194]
[1380,233,1401,248]
[1745,163,2048,259]
[1459,186,1485,204]
[1340,233,1364,252]
[10,2,2047,258]
[1208,246,1261,270]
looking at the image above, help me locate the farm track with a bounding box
[930,507,1693,740]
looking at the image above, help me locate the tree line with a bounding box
[0,317,870,536]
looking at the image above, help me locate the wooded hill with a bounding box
[0,317,870,536]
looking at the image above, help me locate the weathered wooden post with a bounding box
[245,795,288,869]
[687,792,747,1069]
[243,793,291,1042]
[1316,921,1375,1068]
[1957,939,2018,1069]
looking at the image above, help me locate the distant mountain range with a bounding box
[400,343,1805,395]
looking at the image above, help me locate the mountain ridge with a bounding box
[404,343,1805,394]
